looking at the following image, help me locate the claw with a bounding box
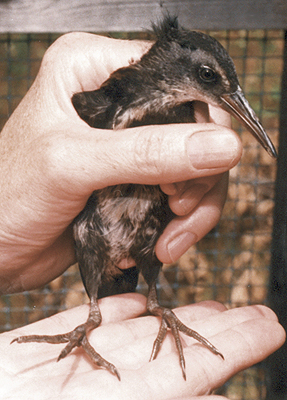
[149,318,168,362]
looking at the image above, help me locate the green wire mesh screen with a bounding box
[0,29,284,399]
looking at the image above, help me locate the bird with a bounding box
[12,16,277,381]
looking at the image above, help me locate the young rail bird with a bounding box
[12,17,277,380]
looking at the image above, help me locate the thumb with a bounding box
[50,120,242,196]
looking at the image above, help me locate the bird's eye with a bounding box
[199,66,216,82]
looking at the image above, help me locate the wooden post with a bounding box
[266,31,287,400]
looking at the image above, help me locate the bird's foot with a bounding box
[11,323,120,380]
[150,307,224,380]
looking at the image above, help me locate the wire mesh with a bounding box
[0,29,284,399]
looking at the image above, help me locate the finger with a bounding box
[160,102,231,207]
[188,397,228,400]
[209,104,232,128]
[116,307,284,399]
[156,173,229,263]
[172,397,228,400]
[193,100,210,123]
[47,122,242,199]
[166,173,224,216]
[106,304,279,368]
[182,315,284,395]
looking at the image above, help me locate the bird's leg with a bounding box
[147,281,224,380]
[11,296,120,380]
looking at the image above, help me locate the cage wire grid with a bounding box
[0,30,284,399]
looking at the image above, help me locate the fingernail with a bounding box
[188,129,239,170]
[167,232,197,263]
[160,183,177,195]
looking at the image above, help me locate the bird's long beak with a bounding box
[220,87,277,158]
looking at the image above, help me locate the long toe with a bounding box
[150,306,223,379]
[11,324,121,379]
[82,336,121,380]
[11,332,71,345]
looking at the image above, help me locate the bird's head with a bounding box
[147,16,277,158]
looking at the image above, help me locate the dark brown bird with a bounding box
[12,16,277,380]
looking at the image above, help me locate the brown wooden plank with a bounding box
[267,30,287,400]
[0,0,286,33]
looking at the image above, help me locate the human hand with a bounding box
[0,33,242,293]
[2,295,284,400]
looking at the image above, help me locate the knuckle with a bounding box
[36,130,74,185]
[40,32,89,72]
[132,127,166,179]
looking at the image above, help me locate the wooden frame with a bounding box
[0,0,286,33]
